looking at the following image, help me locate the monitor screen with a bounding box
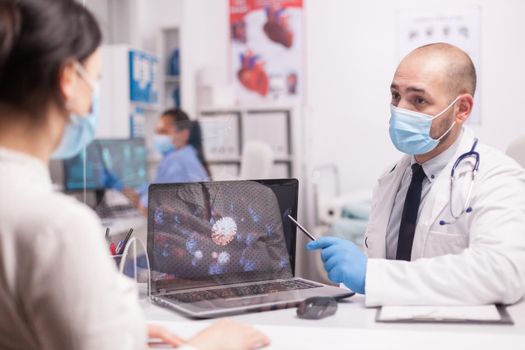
[63,138,148,191]
[97,139,148,189]
[148,179,299,292]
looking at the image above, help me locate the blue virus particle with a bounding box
[209,262,224,275]
[192,250,203,267]
[245,233,256,246]
[240,248,249,265]
[236,232,243,242]
[279,257,289,269]
[229,203,235,213]
[209,217,216,226]
[173,215,181,225]
[247,207,260,223]
[162,243,170,257]
[243,260,256,272]
[185,236,198,254]
[265,223,274,237]
[282,208,292,221]
[180,228,191,237]
[218,251,230,265]
[154,209,165,225]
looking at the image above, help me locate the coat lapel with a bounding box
[366,155,411,258]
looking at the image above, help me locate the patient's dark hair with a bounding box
[0,0,102,117]
[162,108,211,177]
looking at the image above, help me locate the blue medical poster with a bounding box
[129,50,159,104]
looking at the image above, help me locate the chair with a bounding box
[506,134,525,168]
[239,141,274,179]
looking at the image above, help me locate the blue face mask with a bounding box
[52,63,99,160]
[154,135,175,155]
[389,96,459,155]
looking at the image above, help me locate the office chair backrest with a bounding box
[240,141,274,180]
[506,134,525,168]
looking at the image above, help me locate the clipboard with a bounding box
[375,304,514,325]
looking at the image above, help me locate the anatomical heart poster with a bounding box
[230,0,303,105]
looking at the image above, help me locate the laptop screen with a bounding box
[148,179,298,292]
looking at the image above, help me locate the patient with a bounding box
[0,1,269,349]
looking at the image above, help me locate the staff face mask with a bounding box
[52,62,99,160]
[389,96,460,155]
[154,134,175,155]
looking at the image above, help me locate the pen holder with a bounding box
[113,237,151,301]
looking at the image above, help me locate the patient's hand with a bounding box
[147,324,186,347]
[187,319,270,350]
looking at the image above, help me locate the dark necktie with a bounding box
[396,163,426,261]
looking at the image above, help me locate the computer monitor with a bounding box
[63,138,148,192]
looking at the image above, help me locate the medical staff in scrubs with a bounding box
[138,108,210,209]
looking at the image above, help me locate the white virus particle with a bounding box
[211,216,237,246]
[218,251,230,265]
[194,250,203,260]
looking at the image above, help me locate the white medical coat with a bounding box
[364,128,525,306]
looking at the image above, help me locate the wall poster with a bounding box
[230,0,303,105]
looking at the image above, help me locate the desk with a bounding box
[143,295,525,349]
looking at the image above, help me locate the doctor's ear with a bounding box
[455,94,474,124]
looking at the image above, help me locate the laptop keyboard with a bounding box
[163,279,321,303]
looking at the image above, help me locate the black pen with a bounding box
[117,228,134,255]
[105,227,110,243]
[287,215,317,241]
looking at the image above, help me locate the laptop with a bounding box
[147,179,354,318]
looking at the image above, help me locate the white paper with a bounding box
[379,305,501,321]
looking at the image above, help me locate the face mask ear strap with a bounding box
[435,120,456,141]
[432,95,461,120]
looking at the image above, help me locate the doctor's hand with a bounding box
[307,237,367,294]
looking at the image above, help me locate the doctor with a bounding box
[308,43,525,306]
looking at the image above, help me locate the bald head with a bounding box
[390,43,477,162]
[399,43,476,98]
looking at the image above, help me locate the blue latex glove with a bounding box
[102,169,124,191]
[307,237,367,294]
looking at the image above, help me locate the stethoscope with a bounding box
[439,138,480,226]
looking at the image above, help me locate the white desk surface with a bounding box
[143,295,525,349]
